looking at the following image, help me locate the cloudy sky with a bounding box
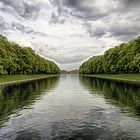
[0,0,140,70]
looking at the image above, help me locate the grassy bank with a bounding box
[82,74,140,83]
[0,74,59,85]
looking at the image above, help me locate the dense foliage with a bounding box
[79,36,140,74]
[0,35,60,74]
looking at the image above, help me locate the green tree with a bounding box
[79,36,140,74]
[0,34,60,75]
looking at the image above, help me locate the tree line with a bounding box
[79,36,140,74]
[0,34,60,74]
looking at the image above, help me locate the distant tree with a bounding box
[79,36,140,74]
[0,34,60,75]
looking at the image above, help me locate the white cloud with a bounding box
[0,0,139,70]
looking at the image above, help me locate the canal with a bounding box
[0,74,140,140]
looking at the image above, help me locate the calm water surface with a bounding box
[0,74,140,140]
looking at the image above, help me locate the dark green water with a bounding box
[0,75,140,140]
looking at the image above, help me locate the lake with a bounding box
[0,74,140,140]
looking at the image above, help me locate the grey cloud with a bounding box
[59,61,82,70]
[50,0,62,14]
[22,2,40,19]
[63,0,140,40]
[63,0,107,21]
[1,0,40,19]
[49,0,67,24]
[1,0,25,15]
[50,17,65,24]
[0,1,17,16]
[93,27,107,37]
[0,16,9,31]
[70,11,107,21]
[83,22,107,38]
[11,22,35,34]
[37,44,101,64]
[111,0,140,16]
[10,22,48,37]
[63,0,79,7]
[109,26,140,41]
[63,0,94,12]
[50,12,65,24]
[12,22,25,32]
[46,54,89,64]
[120,0,140,7]
[108,11,140,41]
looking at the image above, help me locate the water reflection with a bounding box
[1,75,140,140]
[0,77,59,126]
[80,76,140,118]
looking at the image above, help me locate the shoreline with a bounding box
[81,74,140,85]
[0,75,59,85]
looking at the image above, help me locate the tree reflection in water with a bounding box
[0,77,59,126]
[80,76,140,119]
